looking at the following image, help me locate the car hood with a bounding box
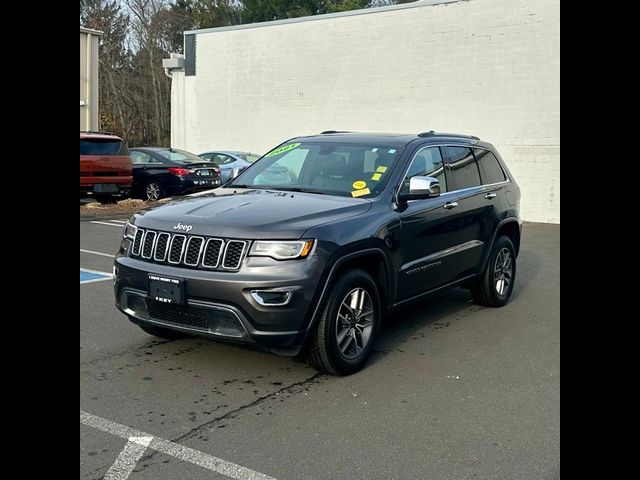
[133,187,372,239]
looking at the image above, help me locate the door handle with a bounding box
[443,202,458,210]
[484,192,497,199]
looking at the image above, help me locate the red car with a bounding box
[80,131,133,202]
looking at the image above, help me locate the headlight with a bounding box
[123,222,137,240]
[249,240,314,260]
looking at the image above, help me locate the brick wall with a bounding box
[172,0,559,223]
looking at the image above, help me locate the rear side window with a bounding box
[475,148,507,184]
[80,139,128,156]
[444,146,481,190]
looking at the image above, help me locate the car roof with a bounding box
[200,150,259,155]
[129,147,171,151]
[289,131,483,147]
[80,131,123,141]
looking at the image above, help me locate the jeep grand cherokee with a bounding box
[114,131,521,375]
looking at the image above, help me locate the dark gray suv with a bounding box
[114,131,521,375]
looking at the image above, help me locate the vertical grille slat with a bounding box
[153,233,170,261]
[130,228,247,272]
[131,228,145,256]
[184,237,204,266]
[202,238,224,268]
[222,241,246,270]
[168,234,187,264]
[141,230,156,259]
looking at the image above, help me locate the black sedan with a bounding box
[130,147,221,201]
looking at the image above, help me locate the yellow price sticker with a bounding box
[376,166,387,173]
[352,180,367,190]
[351,188,370,197]
[371,173,382,181]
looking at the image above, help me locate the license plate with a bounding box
[148,274,184,304]
[94,183,118,193]
[196,169,210,176]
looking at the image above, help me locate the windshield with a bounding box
[229,142,400,198]
[156,149,213,165]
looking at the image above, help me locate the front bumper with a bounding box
[114,252,326,355]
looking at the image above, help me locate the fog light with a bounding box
[251,290,292,306]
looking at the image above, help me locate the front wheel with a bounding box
[307,269,381,375]
[471,235,516,307]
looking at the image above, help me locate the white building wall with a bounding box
[172,0,559,223]
[80,27,102,131]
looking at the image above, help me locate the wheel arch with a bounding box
[298,248,392,351]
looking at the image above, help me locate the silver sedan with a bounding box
[198,150,261,184]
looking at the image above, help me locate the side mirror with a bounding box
[398,176,440,203]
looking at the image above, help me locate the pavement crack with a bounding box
[172,372,325,444]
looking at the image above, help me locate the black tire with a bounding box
[471,235,516,307]
[137,322,184,340]
[144,180,164,202]
[308,269,381,375]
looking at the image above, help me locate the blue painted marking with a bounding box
[80,270,111,283]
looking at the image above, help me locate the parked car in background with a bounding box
[80,131,132,203]
[198,151,261,184]
[130,147,221,201]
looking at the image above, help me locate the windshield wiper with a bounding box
[268,187,329,195]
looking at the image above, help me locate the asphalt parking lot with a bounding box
[80,219,559,480]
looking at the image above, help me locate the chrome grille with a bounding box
[168,235,186,264]
[154,233,170,261]
[130,228,247,271]
[142,230,156,259]
[132,229,144,256]
[223,241,247,270]
[202,238,224,268]
[184,237,204,266]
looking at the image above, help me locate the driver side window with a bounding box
[402,147,447,192]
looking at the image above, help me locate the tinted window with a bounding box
[130,151,158,165]
[475,148,506,184]
[445,147,481,190]
[80,139,128,156]
[402,147,447,193]
[155,149,212,165]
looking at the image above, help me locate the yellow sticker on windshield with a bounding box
[352,180,367,190]
[265,143,301,157]
[351,188,370,197]
[371,173,382,181]
[376,166,387,173]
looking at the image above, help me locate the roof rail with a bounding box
[320,130,351,134]
[417,131,480,140]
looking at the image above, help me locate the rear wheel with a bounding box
[144,181,164,201]
[471,235,516,307]
[137,322,184,340]
[308,269,381,375]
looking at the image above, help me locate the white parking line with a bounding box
[80,411,277,480]
[104,436,153,480]
[110,220,128,224]
[90,221,125,228]
[80,248,115,258]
